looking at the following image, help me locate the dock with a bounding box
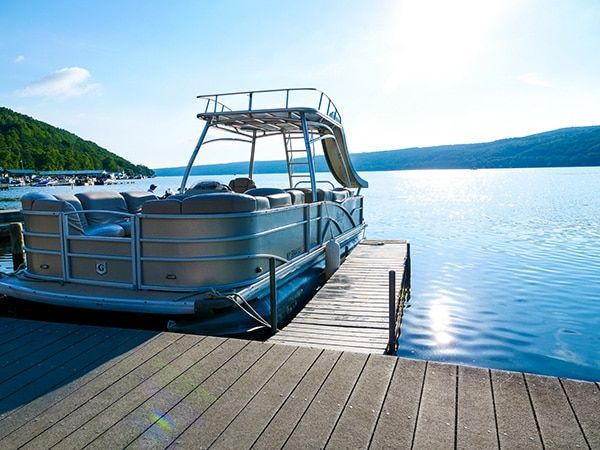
[0,316,598,449]
[269,240,410,354]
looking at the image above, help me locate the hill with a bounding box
[0,107,153,176]
[154,126,600,176]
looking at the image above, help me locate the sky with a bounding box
[1,0,600,168]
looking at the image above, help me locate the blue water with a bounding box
[1,167,599,381]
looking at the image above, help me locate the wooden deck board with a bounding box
[457,366,498,449]
[369,358,426,449]
[525,373,588,449]
[491,370,543,449]
[0,317,598,450]
[268,240,408,354]
[560,378,600,448]
[412,362,457,449]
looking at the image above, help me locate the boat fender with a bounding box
[325,239,340,280]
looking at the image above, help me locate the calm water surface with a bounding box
[1,167,598,380]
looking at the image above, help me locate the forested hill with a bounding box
[154,125,600,176]
[0,107,153,176]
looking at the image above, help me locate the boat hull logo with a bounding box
[95,261,108,276]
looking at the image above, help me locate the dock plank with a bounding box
[491,370,543,449]
[412,362,457,450]
[369,358,426,449]
[456,366,498,449]
[560,378,600,448]
[525,373,588,449]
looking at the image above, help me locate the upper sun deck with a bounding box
[196,88,343,136]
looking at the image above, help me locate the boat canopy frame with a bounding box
[179,88,368,200]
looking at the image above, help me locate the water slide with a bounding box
[320,122,369,189]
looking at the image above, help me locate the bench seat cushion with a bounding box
[121,191,158,214]
[75,192,128,226]
[142,199,182,214]
[85,223,126,237]
[285,189,306,205]
[54,194,89,228]
[182,193,259,214]
[21,191,55,210]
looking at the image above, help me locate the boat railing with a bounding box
[197,88,342,123]
[22,199,364,292]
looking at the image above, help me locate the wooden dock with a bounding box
[269,240,410,354]
[0,317,598,449]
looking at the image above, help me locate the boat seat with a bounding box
[285,189,306,205]
[245,187,285,196]
[23,194,128,237]
[54,194,89,228]
[181,193,267,214]
[28,198,87,235]
[331,189,350,202]
[84,223,126,237]
[244,187,292,208]
[142,198,183,214]
[75,192,129,226]
[183,180,231,196]
[229,177,256,194]
[295,188,334,202]
[21,191,55,210]
[121,191,158,214]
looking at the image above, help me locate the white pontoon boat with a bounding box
[0,89,368,335]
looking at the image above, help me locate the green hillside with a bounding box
[154,125,600,176]
[0,107,153,176]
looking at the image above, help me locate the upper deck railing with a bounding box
[197,88,342,123]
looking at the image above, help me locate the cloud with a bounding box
[14,55,25,64]
[18,67,100,97]
[517,72,552,88]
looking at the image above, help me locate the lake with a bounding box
[1,167,599,381]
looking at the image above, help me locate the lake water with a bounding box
[1,167,599,381]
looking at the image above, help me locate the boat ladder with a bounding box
[283,131,315,188]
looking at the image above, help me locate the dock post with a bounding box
[9,222,25,271]
[387,270,396,355]
[269,257,278,335]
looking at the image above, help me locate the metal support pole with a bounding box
[269,257,278,335]
[249,130,257,178]
[180,120,211,193]
[387,270,396,355]
[8,223,24,271]
[301,113,318,202]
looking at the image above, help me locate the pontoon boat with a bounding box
[0,88,368,335]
